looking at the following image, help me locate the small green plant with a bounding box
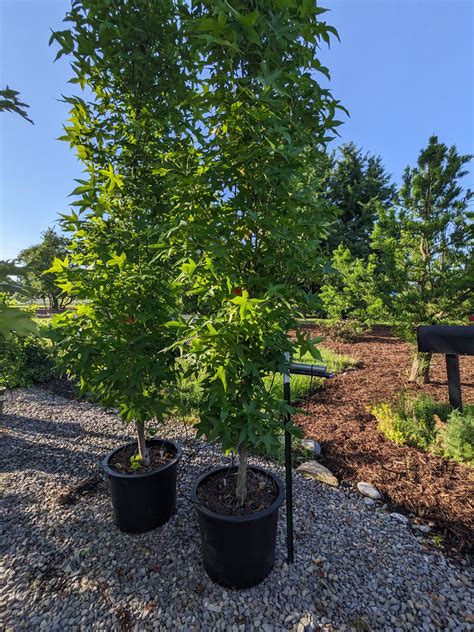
[371,401,407,445]
[129,454,143,472]
[372,394,473,465]
[431,534,444,548]
[439,408,474,465]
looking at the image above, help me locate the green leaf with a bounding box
[44,256,69,275]
[214,365,227,392]
[236,8,259,28]
[106,252,126,269]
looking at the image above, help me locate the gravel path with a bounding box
[1,388,472,631]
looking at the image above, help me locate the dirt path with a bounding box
[295,326,474,554]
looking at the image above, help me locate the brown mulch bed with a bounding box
[295,325,474,555]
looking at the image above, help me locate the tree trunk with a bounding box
[408,351,432,384]
[235,443,248,506]
[50,294,59,311]
[135,421,150,466]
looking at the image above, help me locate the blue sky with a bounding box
[1,0,473,259]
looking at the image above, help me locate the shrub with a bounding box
[439,408,474,465]
[320,245,385,338]
[0,334,57,388]
[327,318,365,342]
[372,394,473,465]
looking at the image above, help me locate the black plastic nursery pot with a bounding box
[191,465,285,589]
[102,438,182,534]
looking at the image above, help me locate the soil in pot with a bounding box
[192,465,285,589]
[109,442,175,474]
[197,467,279,515]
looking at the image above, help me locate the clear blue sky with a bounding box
[1,0,473,260]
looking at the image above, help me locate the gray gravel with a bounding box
[1,387,472,631]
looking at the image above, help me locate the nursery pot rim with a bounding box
[191,464,285,523]
[102,437,182,480]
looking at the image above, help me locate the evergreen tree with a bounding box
[320,244,385,337]
[372,135,473,383]
[325,142,396,259]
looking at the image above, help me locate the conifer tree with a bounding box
[325,142,396,259]
[372,135,473,383]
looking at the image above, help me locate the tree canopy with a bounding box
[372,135,473,338]
[18,228,70,310]
[168,0,344,502]
[49,0,193,461]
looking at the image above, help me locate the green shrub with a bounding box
[371,401,407,445]
[439,408,474,465]
[327,318,365,342]
[0,334,57,388]
[372,393,473,465]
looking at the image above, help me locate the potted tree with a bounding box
[49,0,192,532]
[50,252,183,533]
[183,292,293,588]
[173,1,344,586]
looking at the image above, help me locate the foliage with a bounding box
[319,245,385,335]
[129,454,143,472]
[318,136,473,381]
[326,318,365,342]
[372,394,473,465]
[372,393,448,449]
[176,346,357,420]
[323,142,396,259]
[288,151,337,293]
[440,408,474,465]
[0,86,33,124]
[0,291,37,338]
[372,135,473,344]
[0,333,57,388]
[49,0,192,463]
[168,0,346,503]
[18,228,71,311]
[173,293,301,457]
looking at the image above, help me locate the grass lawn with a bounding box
[267,348,357,403]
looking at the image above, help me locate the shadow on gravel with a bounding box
[1,433,100,475]
[2,413,123,442]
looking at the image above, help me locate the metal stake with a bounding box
[283,351,294,564]
[282,354,334,564]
